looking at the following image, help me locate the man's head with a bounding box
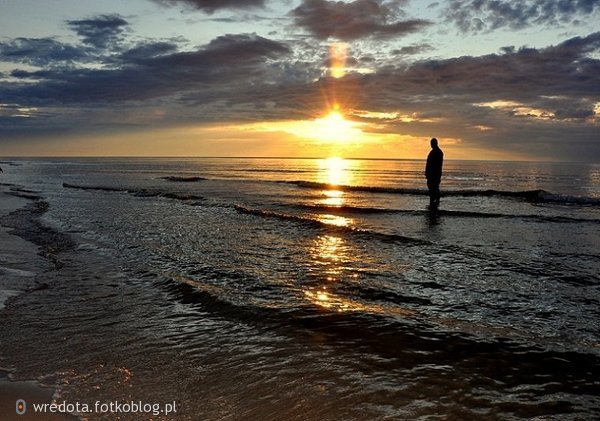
[430,138,438,148]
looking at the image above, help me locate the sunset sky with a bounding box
[1,0,599,161]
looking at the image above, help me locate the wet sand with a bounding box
[0,371,77,420]
[0,187,50,307]
[0,187,75,420]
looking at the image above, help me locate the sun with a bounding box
[311,107,362,143]
[227,105,369,148]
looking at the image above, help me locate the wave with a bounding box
[161,176,206,182]
[282,181,600,205]
[62,182,205,202]
[233,205,428,245]
[538,192,600,205]
[235,169,311,173]
[235,204,599,286]
[154,272,600,388]
[289,204,599,224]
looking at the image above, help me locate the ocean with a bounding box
[0,157,599,420]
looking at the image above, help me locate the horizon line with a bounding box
[0,155,581,164]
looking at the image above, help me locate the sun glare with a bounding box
[312,108,362,143]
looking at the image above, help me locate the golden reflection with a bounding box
[322,156,345,185]
[305,234,417,316]
[304,288,417,316]
[317,214,352,226]
[309,234,347,280]
[315,158,355,223]
[305,288,358,311]
[319,156,356,186]
[316,157,356,210]
[316,235,343,262]
[322,189,344,206]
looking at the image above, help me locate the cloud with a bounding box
[2,34,291,105]
[0,38,86,66]
[151,0,266,13]
[365,32,600,102]
[444,0,600,32]
[67,14,129,49]
[392,43,434,56]
[1,12,598,161]
[330,32,600,160]
[117,42,179,62]
[291,0,430,40]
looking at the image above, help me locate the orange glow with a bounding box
[238,110,366,146]
[316,214,352,227]
[312,109,363,143]
[318,157,351,208]
[321,156,348,185]
[322,189,344,206]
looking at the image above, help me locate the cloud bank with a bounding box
[0,2,599,161]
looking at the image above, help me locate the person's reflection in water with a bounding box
[425,137,443,209]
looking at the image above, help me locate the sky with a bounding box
[0,0,599,161]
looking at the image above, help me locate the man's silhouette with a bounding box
[425,138,443,208]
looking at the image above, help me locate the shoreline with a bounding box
[0,185,78,420]
[0,185,51,308]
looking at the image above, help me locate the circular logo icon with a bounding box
[16,399,26,415]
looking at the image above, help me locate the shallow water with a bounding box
[1,158,599,420]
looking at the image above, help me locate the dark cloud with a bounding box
[363,32,600,102]
[0,38,86,66]
[2,34,291,105]
[67,14,129,49]
[392,43,434,56]
[445,0,600,32]
[291,0,430,40]
[318,32,600,160]
[117,42,179,62]
[151,0,265,13]
[1,13,598,161]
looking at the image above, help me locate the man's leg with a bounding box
[427,179,436,207]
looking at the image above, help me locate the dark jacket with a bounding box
[425,146,443,181]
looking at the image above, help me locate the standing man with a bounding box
[425,138,443,208]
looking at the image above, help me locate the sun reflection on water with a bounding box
[315,158,356,224]
[320,157,351,186]
[322,189,344,207]
[303,288,417,316]
[316,214,352,226]
[304,288,362,312]
[309,234,347,280]
[304,230,416,316]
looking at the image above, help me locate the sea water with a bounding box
[0,158,599,420]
